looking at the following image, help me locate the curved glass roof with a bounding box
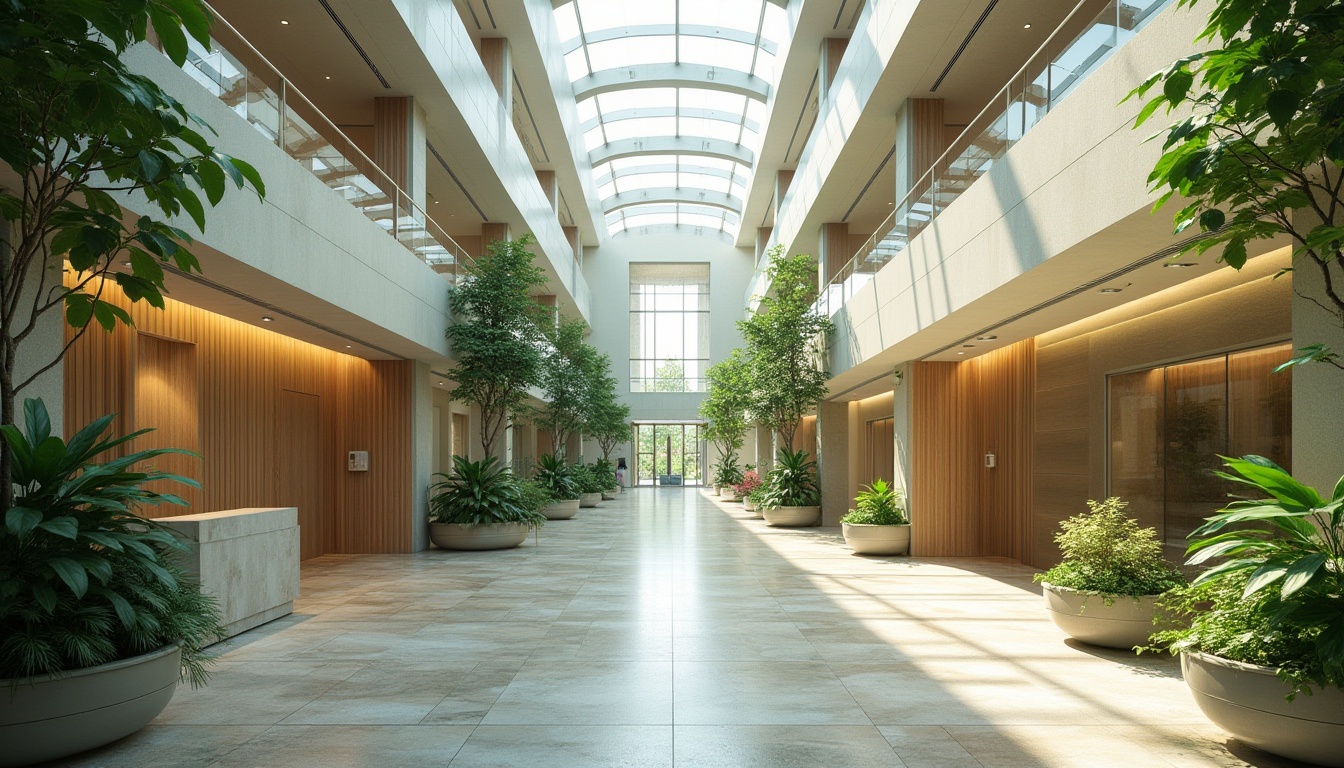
[554,0,789,238]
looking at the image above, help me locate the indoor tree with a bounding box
[0,0,265,508]
[536,316,591,459]
[1130,0,1344,369]
[740,247,835,448]
[700,348,752,476]
[445,235,549,457]
[582,348,629,462]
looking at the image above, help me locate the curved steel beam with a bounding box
[589,136,754,167]
[595,163,749,188]
[580,107,759,135]
[573,64,769,103]
[612,224,736,244]
[606,203,740,225]
[555,0,787,8]
[602,187,743,215]
[561,25,778,56]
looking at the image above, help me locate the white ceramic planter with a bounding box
[842,523,911,555]
[743,498,757,512]
[1040,583,1159,649]
[762,505,821,527]
[579,492,602,508]
[542,499,580,520]
[713,486,722,496]
[601,489,618,500]
[429,522,529,551]
[1182,651,1344,767]
[0,644,181,767]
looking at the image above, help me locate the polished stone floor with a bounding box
[52,489,1303,767]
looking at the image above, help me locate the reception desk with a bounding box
[161,507,300,638]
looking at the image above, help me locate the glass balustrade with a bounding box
[173,18,472,284]
[814,0,1171,317]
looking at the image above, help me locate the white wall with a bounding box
[578,232,757,462]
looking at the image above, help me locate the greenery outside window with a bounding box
[629,263,709,392]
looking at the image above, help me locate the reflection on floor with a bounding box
[52,489,1304,767]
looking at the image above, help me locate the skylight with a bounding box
[554,0,788,239]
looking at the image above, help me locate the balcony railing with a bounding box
[812,0,1172,317]
[164,6,474,282]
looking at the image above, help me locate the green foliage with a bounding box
[0,0,264,507]
[537,317,598,457]
[590,459,618,491]
[446,236,549,456]
[579,343,628,461]
[712,454,745,488]
[427,456,545,526]
[740,248,835,447]
[570,463,606,495]
[700,349,752,457]
[841,480,908,526]
[0,399,222,684]
[1127,0,1344,370]
[651,359,688,392]
[1161,455,1344,693]
[761,449,820,509]
[534,453,578,501]
[515,479,552,516]
[1035,497,1184,597]
[746,485,770,506]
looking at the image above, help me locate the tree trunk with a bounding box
[1,342,13,511]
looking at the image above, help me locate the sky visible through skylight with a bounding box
[553,0,789,239]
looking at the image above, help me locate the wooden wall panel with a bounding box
[133,334,201,510]
[911,340,1035,558]
[63,281,416,558]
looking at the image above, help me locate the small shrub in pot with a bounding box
[840,480,910,556]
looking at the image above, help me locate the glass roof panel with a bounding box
[577,0,674,32]
[595,89,677,113]
[678,37,756,72]
[586,37,677,71]
[603,116,679,143]
[554,4,580,42]
[679,0,764,31]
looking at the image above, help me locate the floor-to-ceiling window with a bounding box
[1107,342,1292,556]
[629,263,710,392]
[634,423,705,486]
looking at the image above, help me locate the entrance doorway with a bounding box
[633,422,705,486]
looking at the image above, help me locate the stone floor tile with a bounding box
[674,725,909,767]
[447,725,673,767]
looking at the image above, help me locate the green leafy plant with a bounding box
[515,479,552,517]
[841,480,908,526]
[1034,497,1184,597]
[712,454,745,489]
[1128,0,1344,370]
[537,317,598,458]
[446,236,550,457]
[534,453,578,501]
[0,0,265,507]
[0,399,223,685]
[746,485,770,507]
[700,349,753,475]
[761,449,820,509]
[570,464,606,495]
[1152,455,1343,696]
[427,456,545,526]
[740,248,835,447]
[591,459,618,492]
[583,350,630,462]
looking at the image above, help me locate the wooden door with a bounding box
[134,334,201,514]
[277,389,324,559]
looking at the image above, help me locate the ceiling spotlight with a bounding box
[280,19,289,25]
[1099,288,1123,294]
[975,334,997,341]
[1165,262,1196,268]
[122,261,132,267]
[261,316,274,322]
[325,76,331,80]
[956,351,966,355]
[344,345,352,349]
[1023,23,1032,29]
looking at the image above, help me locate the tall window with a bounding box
[630,263,710,392]
[1107,342,1292,557]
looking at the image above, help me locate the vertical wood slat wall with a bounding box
[63,286,415,558]
[911,340,1035,559]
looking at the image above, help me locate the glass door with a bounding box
[634,423,705,486]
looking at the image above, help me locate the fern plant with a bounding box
[428,456,545,526]
[0,399,223,685]
[712,454,745,488]
[760,449,820,508]
[1034,497,1184,597]
[534,453,578,501]
[841,480,907,526]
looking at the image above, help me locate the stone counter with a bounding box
[162,507,300,638]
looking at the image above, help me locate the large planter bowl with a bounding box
[0,644,181,767]
[1182,651,1344,767]
[743,498,757,512]
[430,522,529,551]
[1041,583,1159,649]
[763,505,821,527]
[578,492,602,508]
[842,522,910,555]
[542,499,580,520]
[601,489,618,500]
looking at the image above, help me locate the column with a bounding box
[537,170,558,211]
[818,400,850,526]
[891,362,916,549]
[480,38,513,121]
[481,223,511,254]
[4,219,64,434]
[894,98,945,208]
[819,38,849,102]
[756,424,775,471]
[817,222,849,290]
[409,362,433,551]
[373,96,427,210]
[775,170,794,220]
[756,227,773,262]
[563,225,582,269]
[1291,210,1344,491]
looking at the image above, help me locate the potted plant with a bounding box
[1034,497,1183,650]
[571,464,605,508]
[593,459,620,500]
[841,480,911,555]
[735,470,762,509]
[535,453,579,520]
[760,449,821,527]
[712,454,744,497]
[701,350,752,496]
[746,486,768,519]
[1149,456,1344,767]
[427,456,544,550]
[1,400,225,766]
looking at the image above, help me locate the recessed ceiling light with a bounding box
[325,76,331,80]
[280,19,289,25]
[956,352,966,355]
[1099,288,1123,294]
[976,335,998,341]
[122,261,132,267]
[261,316,274,322]
[1165,262,1196,268]
[1023,23,1032,29]
[344,345,352,349]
